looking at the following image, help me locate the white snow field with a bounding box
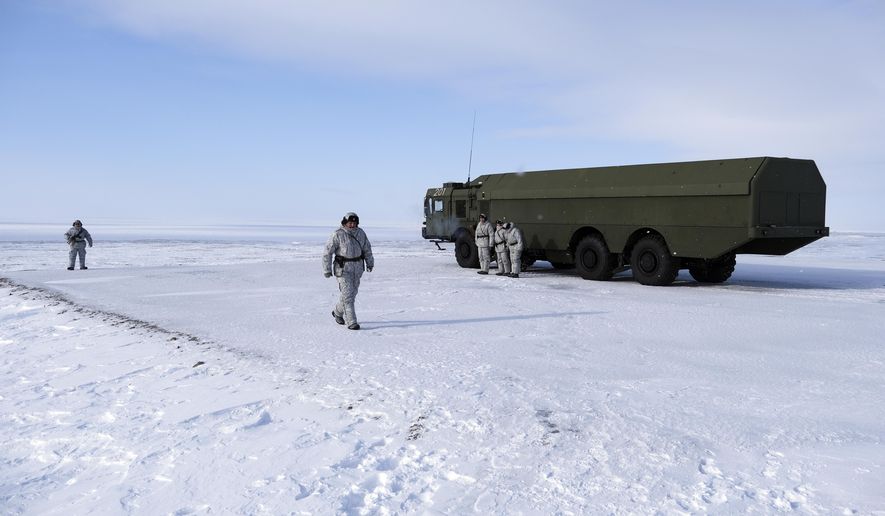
[1,225,884,514]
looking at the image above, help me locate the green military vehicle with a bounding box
[422,157,828,286]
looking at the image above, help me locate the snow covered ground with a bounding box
[1,225,884,514]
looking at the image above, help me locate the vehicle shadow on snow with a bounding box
[521,262,885,291]
[693,263,885,291]
[366,311,604,330]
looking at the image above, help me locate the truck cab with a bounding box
[423,181,486,267]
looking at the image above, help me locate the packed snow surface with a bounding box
[1,225,884,514]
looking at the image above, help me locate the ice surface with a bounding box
[2,226,884,513]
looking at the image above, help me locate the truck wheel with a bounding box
[575,235,616,280]
[630,235,679,286]
[454,233,479,268]
[689,253,736,283]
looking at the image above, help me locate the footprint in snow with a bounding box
[699,457,722,477]
[535,408,561,446]
[763,450,784,478]
[407,415,427,441]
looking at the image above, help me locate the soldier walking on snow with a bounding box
[474,213,493,275]
[323,212,374,330]
[505,222,525,278]
[494,220,511,276]
[64,219,93,270]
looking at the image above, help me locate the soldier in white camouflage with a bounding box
[493,220,510,276]
[322,212,374,330]
[505,222,525,278]
[474,213,494,275]
[64,219,93,270]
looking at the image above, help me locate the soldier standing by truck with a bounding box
[474,213,493,275]
[505,222,525,278]
[494,220,511,276]
[323,212,374,330]
[64,219,93,270]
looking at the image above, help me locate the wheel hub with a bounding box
[638,251,657,273]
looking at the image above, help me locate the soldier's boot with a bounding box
[81,266,88,270]
[332,310,345,325]
[477,271,488,275]
[67,267,74,271]
[510,273,519,278]
[347,323,360,330]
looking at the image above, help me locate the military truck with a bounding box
[422,157,828,286]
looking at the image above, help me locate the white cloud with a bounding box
[67,0,579,79]
[63,1,885,182]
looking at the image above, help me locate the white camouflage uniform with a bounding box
[505,222,525,275]
[323,216,374,328]
[64,221,93,269]
[474,216,494,273]
[494,222,510,275]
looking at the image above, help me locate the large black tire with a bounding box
[689,253,736,283]
[575,235,616,280]
[454,232,479,268]
[630,235,679,286]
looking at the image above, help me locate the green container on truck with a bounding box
[422,156,829,286]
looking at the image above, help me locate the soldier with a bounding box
[493,220,511,276]
[64,219,93,270]
[505,222,525,278]
[322,212,374,330]
[474,213,494,275]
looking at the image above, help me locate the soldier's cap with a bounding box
[495,220,503,225]
[479,213,487,219]
[73,220,82,226]
[341,212,359,225]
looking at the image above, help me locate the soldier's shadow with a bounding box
[364,311,604,330]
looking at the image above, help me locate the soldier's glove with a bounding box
[367,267,373,272]
[324,272,332,278]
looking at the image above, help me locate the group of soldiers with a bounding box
[63,213,523,333]
[60,217,374,332]
[474,213,525,278]
[321,211,526,332]
[61,215,377,332]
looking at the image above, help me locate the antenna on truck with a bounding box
[467,110,476,185]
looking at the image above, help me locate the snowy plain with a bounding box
[1,224,884,514]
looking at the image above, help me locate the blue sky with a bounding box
[2,0,884,230]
